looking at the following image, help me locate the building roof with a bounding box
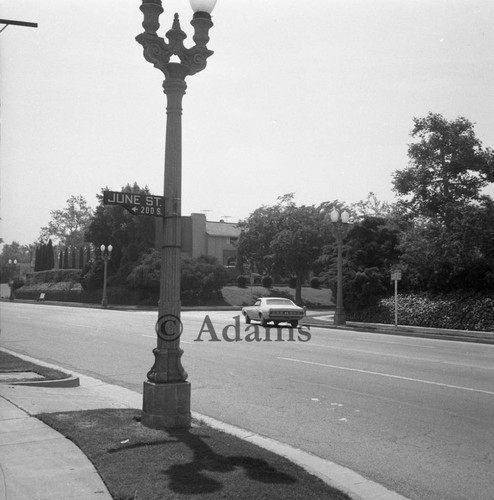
[206,221,241,238]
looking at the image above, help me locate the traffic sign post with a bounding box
[391,269,402,327]
[103,190,165,217]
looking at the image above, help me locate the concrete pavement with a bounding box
[0,347,409,500]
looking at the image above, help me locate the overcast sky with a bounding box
[1,0,494,246]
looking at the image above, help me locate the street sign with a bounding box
[103,190,165,217]
[391,270,402,281]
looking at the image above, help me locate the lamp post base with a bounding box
[333,309,346,326]
[141,380,191,429]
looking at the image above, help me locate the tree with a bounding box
[63,248,69,269]
[1,242,31,266]
[126,251,228,304]
[350,192,395,220]
[237,194,324,305]
[393,113,494,227]
[39,195,93,247]
[236,196,289,276]
[46,240,55,270]
[84,183,156,284]
[317,216,401,313]
[78,247,84,269]
[398,197,494,292]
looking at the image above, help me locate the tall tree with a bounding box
[237,194,323,305]
[84,183,156,284]
[398,197,494,292]
[63,248,69,269]
[78,247,84,269]
[393,113,494,226]
[0,242,31,267]
[39,195,93,247]
[350,192,395,220]
[46,240,55,270]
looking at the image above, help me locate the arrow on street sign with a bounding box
[103,190,165,217]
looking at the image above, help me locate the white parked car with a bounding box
[241,297,305,327]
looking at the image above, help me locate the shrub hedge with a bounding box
[349,292,494,332]
[310,277,320,289]
[237,275,248,288]
[262,276,273,288]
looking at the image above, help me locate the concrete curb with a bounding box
[301,317,494,345]
[13,375,80,388]
[192,412,409,500]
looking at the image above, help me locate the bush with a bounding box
[181,255,228,304]
[126,250,160,291]
[349,292,494,332]
[80,259,105,291]
[12,279,24,290]
[262,275,273,288]
[310,276,320,289]
[25,269,82,285]
[237,275,248,288]
[342,267,388,314]
[127,252,228,305]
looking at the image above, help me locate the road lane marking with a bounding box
[278,357,494,396]
[299,343,494,370]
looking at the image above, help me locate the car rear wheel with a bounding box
[290,320,298,328]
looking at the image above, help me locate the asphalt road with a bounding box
[1,302,493,500]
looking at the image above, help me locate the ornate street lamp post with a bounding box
[100,244,113,308]
[8,258,18,302]
[136,0,217,429]
[329,210,350,325]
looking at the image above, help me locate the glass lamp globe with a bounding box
[330,210,339,223]
[189,0,217,14]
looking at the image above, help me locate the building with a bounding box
[156,213,241,266]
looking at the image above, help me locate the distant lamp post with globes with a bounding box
[328,210,350,325]
[100,245,112,308]
[8,258,18,302]
[136,0,218,429]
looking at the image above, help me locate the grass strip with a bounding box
[0,351,69,381]
[39,408,351,500]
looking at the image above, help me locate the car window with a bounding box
[266,299,294,306]
[254,300,261,306]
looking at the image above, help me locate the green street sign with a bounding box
[103,190,165,217]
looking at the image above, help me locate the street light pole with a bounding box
[8,258,18,302]
[329,210,350,326]
[100,245,113,308]
[136,0,217,429]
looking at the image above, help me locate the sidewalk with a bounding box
[0,348,409,500]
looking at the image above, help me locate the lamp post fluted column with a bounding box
[100,244,112,308]
[8,258,18,302]
[136,0,216,429]
[329,210,350,326]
